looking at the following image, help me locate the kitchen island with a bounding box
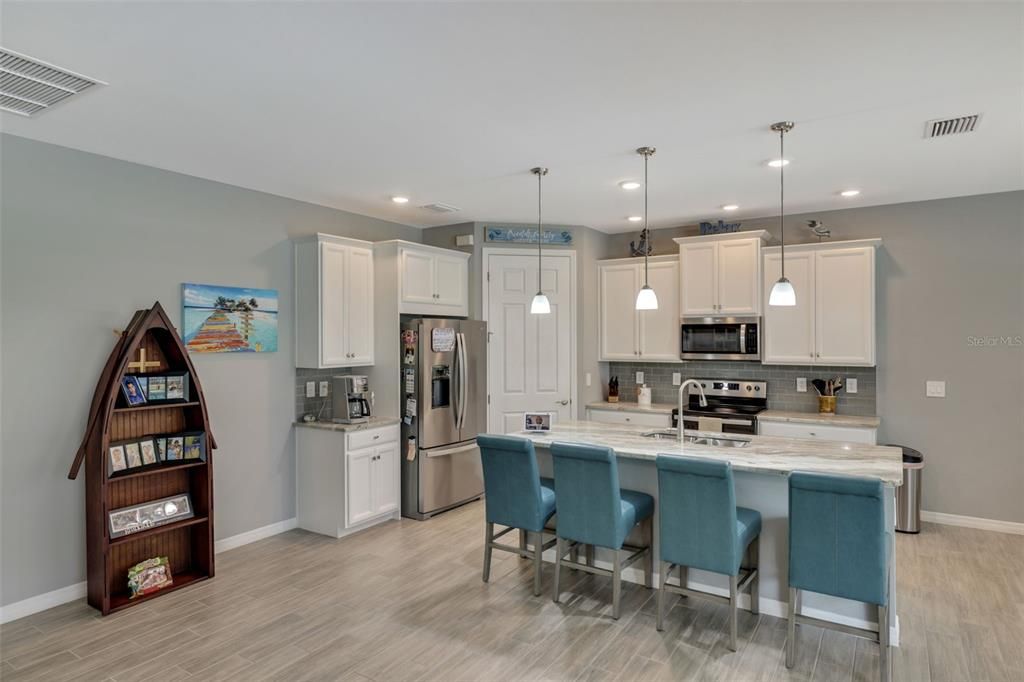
[511,421,903,641]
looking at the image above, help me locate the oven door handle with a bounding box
[684,417,755,427]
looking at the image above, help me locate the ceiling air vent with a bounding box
[924,114,980,139]
[0,47,105,117]
[421,202,461,214]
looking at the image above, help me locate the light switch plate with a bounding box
[672,372,682,386]
[585,372,592,387]
[847,378,858,394]
[926,380,946,398]
[796,377,807,393]
[319,381,329,397]
[636,371,644,384]
[306,381,316,398]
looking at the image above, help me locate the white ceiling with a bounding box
[2,2,1022,233]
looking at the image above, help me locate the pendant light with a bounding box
[768,121,797,307]
[530,166,551,315]
[634,146,659,310]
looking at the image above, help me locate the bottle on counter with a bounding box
[608,376,619,403]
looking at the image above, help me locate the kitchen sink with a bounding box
[641,430,751,448]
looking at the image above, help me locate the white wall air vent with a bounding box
[924,114,980,138]
[421,202,461,213]
[0,48,105,117]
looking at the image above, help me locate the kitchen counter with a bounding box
[515,420,901,484]
[758,410,881,428]
[586,400,676,415]
[294,416,401,432]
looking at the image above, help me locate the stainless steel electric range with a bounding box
[672,379,767,436]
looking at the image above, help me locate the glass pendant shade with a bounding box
[635,285,659,310]
[769,277,796,306]
[530,292,551,315]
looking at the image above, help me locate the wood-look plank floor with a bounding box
[2,502,1022,681]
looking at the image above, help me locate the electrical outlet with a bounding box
[672,372,682,386]
[796,377,807,393]
[847,378,858,394]
[926,380,946,398]
[319,381,329,397]
[306,381,316,398]
[636,371,644,384]
[585,372,592,387]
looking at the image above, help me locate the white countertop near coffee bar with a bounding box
[586,400,676,415]
[294,416,401,432]
[758,410,881,428]
[515,420,902,484]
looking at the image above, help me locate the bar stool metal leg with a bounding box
[749,536,760,615]
[552,537,564,603]
[483,522,494,583]
[585,544,595,567]
[643,517,654,588]
[679,565,688,594]
[519,529,527,557]
[656,561,671,631]
[532,531,544,597]
[611,551,623,620]
[879,605,891,682]
[728,574,739,651]
[786,587,798,668]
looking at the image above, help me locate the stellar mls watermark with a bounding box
[966,335,1023,347]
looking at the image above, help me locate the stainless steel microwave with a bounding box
[680,316,761,361]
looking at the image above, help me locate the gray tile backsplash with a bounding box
[606,361,876,416]
[295,367,361,420]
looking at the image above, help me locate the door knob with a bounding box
[555,399,569,406]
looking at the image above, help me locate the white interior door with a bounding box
[486,251,575,434]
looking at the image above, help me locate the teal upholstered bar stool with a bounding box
[654,455,761,651]
[549,441,654,619]
[787,472,891,682]
[478,434,558,596]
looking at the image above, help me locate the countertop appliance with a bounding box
[672,379,767,435]
[680,316,760,361]
[401,318,487,520]
[332,375,372,424]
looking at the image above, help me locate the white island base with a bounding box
[518,426,900,645]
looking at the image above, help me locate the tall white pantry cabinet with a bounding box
[294,233,375,368]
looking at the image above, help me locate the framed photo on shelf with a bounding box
[121,376,147,407]
[108,494,194,538]
[125,442,143,468]
[147,376,167,401]
[165,372,189,402]
[139,439,158,466]
[182,432,205,460]
[154,437,167,461]
[165,436,184,461]
[108,445,127,474]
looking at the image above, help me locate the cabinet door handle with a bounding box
[373,434,380,440]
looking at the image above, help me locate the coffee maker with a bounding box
[331,375,372,424]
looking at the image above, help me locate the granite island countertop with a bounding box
[294,416,401,432]
[513,420,902,484]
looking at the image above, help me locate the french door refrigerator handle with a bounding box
[457,333,468,429]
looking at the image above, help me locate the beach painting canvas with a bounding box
[182,283,278,353]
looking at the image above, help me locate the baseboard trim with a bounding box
[1,517,299,624]
[921,510,1024,535]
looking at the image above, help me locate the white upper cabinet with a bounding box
[762,239,879,367]
[674,231,768,316]
[294,234,375,369]
[396,243,469,316]
[598,255,680,362]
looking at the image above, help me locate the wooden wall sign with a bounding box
[69,302,217,615]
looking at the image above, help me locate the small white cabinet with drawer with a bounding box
[296,423,400,538]
[758,420,877,444]
[586,408,672,428]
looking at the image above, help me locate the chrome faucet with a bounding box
[677,379,708,443]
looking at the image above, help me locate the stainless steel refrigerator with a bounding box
[400,318,487,520]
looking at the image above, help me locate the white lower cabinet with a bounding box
[758,420,877,445]
[586,408,672,428]
[297,424,400,538]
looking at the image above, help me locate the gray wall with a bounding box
[0,135,420,607]
[422,222,613,416]
[607,192,1024,523]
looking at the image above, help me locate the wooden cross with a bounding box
[127,347,161,373]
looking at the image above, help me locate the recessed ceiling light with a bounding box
[721,204,739,211]
[767,159,790,168]
[619,181,642,190]
[627,216,643,222]
[840,189,861,197]
[391,196,410,204]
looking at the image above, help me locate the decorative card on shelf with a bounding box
[182,283,278,354]
[128,557,173,599]
[181,432,206,461]
[107,445,128,475]
[108,494,194,539]
[485,226,572,245]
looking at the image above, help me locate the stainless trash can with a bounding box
[891,445,924,533]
